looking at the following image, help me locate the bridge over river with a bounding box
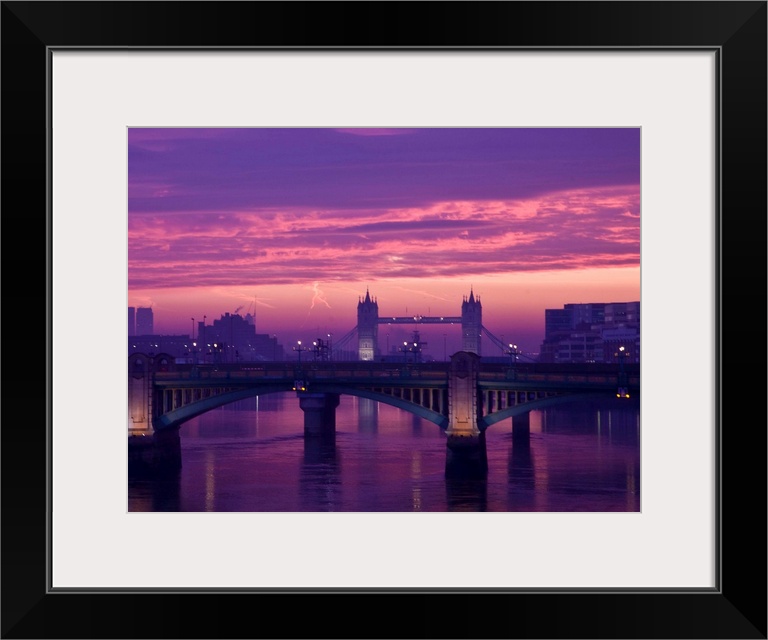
[129,351,639,476]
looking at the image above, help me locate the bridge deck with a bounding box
[152,361,639,392]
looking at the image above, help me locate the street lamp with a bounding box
[615,345,630,398]
[190,317,196,363]
[202,315,207,361]
[401,341,410,364]
[505,343,518,378]
[293,340,309,364]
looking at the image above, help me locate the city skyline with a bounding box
[128,127,640,355]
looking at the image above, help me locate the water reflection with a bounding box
[300,435,341,511]
[508,437,535,490]
[445,476,488,511]
[128,393,640,513]
[128,473,181,512]
[357,397,378,434]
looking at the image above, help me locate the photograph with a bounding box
[127,126,642,513]
[2,1,764,637]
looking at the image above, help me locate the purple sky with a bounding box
[128,128,640,356]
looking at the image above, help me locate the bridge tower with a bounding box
[357,288,379,361]
[445,351,487,477]
[461,288,482,355]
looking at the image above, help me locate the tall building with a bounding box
[544,308,573,341]
[604,301,640,327]
[136,307,154,335]
[357,289,379,361]
[566,302,607,327]
[540,301,639,364]
[197,312,285,362]
[128,307,136,336]
[461,288,482,355]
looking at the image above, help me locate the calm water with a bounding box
[128,394,640,512]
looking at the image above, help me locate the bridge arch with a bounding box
[153,386,293,430]
[306,384,448,429]
[153,385,630,433]
[480,392,637,430]
[153,383,449,431]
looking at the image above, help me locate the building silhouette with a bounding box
[128,307,136,336]
[135,306,154,335]
[203,312,284,362]
[357,289,379,361]
[461,288,482,355]
[128,308,285,362]
[539,301,639,364]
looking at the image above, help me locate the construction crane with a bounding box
[233,305,243,315]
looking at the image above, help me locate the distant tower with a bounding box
[136,306,154,335]
[461,288,482,355]
[357,288,379,361]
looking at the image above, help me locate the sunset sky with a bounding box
[128,127,640,357]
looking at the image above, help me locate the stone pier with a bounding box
[299,392,341,437]
[445,351,487,477]
[128,427,182,477]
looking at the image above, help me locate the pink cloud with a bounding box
[129,185,639,292]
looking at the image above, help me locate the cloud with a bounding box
[129,129,640,296]
[128,127,640,214]
[128,184,639,291]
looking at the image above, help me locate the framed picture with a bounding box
[4,2,765,638]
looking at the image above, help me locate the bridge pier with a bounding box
[445,351,487,477]
[299,393,340,437]
[446,432,488,477]
[128,427,182,477]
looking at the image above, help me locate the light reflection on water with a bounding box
[128,393,640,513]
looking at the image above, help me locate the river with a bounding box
[128,393,640,513]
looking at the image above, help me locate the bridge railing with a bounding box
[151,361,638,389]
[153,363,452,383]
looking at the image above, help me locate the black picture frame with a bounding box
[3,2,765,638]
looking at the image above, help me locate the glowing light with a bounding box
[309,281,331,310]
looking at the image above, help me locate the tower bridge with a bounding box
[356,288,482,360]
[128,351,639,477]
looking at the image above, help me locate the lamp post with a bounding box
[190,317,196,363]
[401,341,410,364]
[294,340,309,364]
[615,345,629,397]
[202,315,207,362]
[327,333,333,361]
[505,343,518,378]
